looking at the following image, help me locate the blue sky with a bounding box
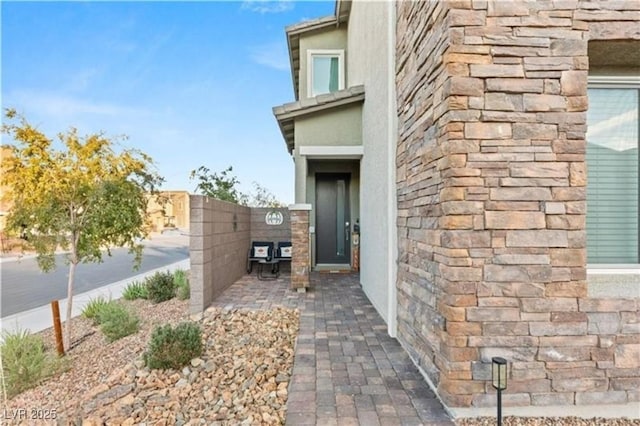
[1,0,334,204]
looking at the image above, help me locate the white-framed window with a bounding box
[307,49,345,97]
[586,76,640,267]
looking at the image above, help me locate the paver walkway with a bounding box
[209,272,454,426]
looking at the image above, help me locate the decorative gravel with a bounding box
[4,298,300,425]
[4,297,638,425]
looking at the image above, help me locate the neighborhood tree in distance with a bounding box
[190,165,284,208]
[1,108,164,350]
[190,165,244,204]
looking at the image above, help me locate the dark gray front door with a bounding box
[316,173,351,264]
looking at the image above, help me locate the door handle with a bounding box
[345,222,350,241]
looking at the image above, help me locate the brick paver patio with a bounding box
[208,272,454,426]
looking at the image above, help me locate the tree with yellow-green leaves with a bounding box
[1,109,164,350]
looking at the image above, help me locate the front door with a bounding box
[316,173,351,264]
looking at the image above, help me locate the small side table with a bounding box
[257,259,280,280]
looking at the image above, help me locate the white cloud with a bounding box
[2,89,153,143]
[241,0,294,14]
[7,90,148,119]
[249,41,290,71]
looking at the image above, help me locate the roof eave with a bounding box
[286,33,297,100]
[335,0,352,25]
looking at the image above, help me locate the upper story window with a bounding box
[307,49,344,97]
[586,78,639,266]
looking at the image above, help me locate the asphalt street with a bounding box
[0,234,189,317]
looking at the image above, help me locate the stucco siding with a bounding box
[294,105,363,147]
[347,0,397,331]
[292,102,362,206]
[299,28,348,100]
[293,150,307,204]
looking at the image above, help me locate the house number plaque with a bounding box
[265,211,284,226]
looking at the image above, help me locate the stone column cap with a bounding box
[288,203,312,211]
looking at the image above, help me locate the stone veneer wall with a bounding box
[290,207,311,290]
[190,196,251,313]
[395,0,639,410]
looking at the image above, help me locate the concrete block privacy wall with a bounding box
[190,196,251,313]
[190,200,292,313]
[250,207,291,243]
[395,0,639,411]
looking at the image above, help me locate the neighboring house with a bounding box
[146,190,191,233]
[274,0,639,418]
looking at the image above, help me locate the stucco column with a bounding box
[294,151,308,204]
[289,204,312,291]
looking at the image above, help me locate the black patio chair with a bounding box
[247,241,274,274]
[274,241,292,272]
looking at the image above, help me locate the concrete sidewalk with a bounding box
[0,258,190,338]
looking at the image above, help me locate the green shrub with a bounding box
[173,269,190,300]
[145,271,176,303]
[173,269,188,287]
[0,329,63,397]
[176,280,190,300]
[144,322,203,370]
[122,280,148,300]
[97,303,140,342]
[81,296,111,324]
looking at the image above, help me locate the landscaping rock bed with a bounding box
[5,297,637,425]
[5,299,299,425]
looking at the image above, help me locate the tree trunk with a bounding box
[64,261,77,351]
